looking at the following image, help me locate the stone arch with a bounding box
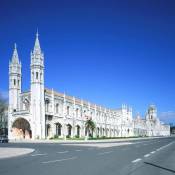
[76,125,81,137]
[106,128,109,137]
[45,98,50,112]
[23,99,30,110]
[111,129,113,137]
[46,124,52,138]
[102,128,105,136]
[55,122,62,136]
[96,127,100,137]
[67,124,72,137]
[12,118,32,139]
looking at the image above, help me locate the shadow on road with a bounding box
[144,162,175,173]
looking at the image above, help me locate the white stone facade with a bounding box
[133,106,170,137]
[8,33,170,140]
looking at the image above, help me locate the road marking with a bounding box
[98,151,113,155]
[150,151,156,154]
[31,153,47,157]
[56,151,69,154]
[132,158,142,163]
[143,143,148,146]
[42,156,77,164]
[75,149,82,152]
[144,154,150,158]
[155,141,174,152]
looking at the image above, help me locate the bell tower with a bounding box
[146,105,157,120]
[30,31,45,139]
[9,44,22,112]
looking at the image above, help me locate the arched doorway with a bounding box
[67,124,72,137]
[46,124,52,138]
[102,128,105,136]
[76,125,80,137]
[12,118,32,139]
[55,123,62,136]
[96,127,100,137]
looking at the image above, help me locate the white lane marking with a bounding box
[31,153,47,157]
[75,149,82,152]
[56,151,69,154]
[144,154,150,158]
[150,151,156,154]
[132,158,142,163]
[98,151,113,155]
[42,156,77,164]
[155,141,174,151]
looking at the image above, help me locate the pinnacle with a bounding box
[11,43,19,64]
[33,30,41,53]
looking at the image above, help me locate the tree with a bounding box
[0,93,7,134]
[0,94,7,115]
[85,119,96,138]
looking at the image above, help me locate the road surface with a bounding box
[0,137,174,175]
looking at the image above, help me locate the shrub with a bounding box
[54,135,59,139]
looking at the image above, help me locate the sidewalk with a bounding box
[10,136,172,144]
[0,148,34,159]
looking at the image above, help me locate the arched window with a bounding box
[67,106,70,115]
[40,73,42,81]
[14,79,16,86]
[45,99,49,112]
[32,72,34,81]
[24,99,29,110]
[76,108,79,118]
[56,103,59,113]
[36,72,38,79]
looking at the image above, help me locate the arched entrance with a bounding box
[55,123,62,136]
[76,125,80,137]
[12,118,32,139]
[67,124,72,137]
[96,127,100,137]
[46,124,52,138]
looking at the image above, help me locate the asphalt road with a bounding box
[0,137,175,175]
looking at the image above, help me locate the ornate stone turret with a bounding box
[9,43,22,112]
[146,105,157,121]
[30,31,45,139]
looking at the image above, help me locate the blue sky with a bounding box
[0,0,175,124]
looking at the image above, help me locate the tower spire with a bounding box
[11,43,19,64]
[33,29,41,53]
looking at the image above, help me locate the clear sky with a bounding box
[0,0,175,124]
